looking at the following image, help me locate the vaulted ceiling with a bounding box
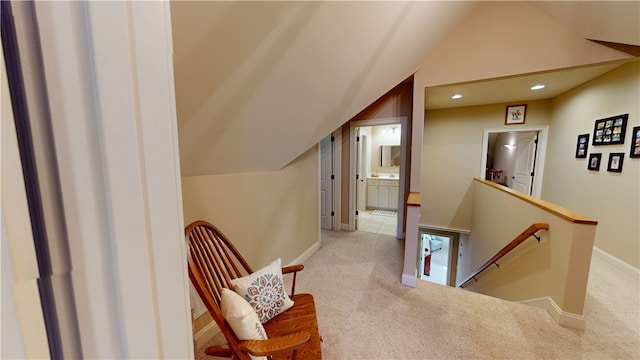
[171,1,639,176]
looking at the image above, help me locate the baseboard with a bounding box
[521,296,585,330]
[402,273,417,288]
[194,320,220,351]
[341,223,350,231]
[592,247,640,277]
[288,240,321,266]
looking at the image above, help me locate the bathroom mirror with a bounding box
[380,145,401,167]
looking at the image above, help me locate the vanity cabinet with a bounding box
[367,178,399,210]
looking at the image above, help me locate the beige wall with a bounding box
[340,81,413,225]
[181,146,320,269]
[422,62,640,270]
[544,62,640,268]
[422,100,551,231]
[464,180,596,319]
[419,1,631,88]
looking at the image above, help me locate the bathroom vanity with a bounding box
[366,175,399,210]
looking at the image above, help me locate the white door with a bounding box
[355,129,365,229]
[512,132,538,194]
[320,135,333,229]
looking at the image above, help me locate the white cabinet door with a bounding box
[367,182,379,208]
[367,179,399,210]
[379,186,390,208]
[389,186,399,209]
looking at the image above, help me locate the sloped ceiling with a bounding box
[171,1,478,175]
[171,1,639,176]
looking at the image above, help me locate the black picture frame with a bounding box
[630,126,640,158]
[607,153,625,172]
[588,153,602,171]
[575,133,589,158]
[592,114,628,145]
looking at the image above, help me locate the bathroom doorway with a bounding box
[349,117,408,239]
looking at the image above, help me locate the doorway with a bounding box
[481,127,548,197]
[418,228,459,286]
[349,117,408,239]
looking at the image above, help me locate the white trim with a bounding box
[288,241,322,267]
[402,273,418,288]
[520,297,586,330]
[194,321,221,351]
[592,247,640,277]
[36,2,191,358]
[1,50,50,359]
[480,126,548,198]
[419,224,472,235]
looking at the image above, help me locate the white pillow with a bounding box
[231,258,294,323]
[221,288,267,340]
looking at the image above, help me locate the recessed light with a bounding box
[531,84,545,90]
[451,94,463,99]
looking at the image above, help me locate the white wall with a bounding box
[370,125,401,174]
[34,2,193,357]
[491,132,518,186]
[544,61,640,268]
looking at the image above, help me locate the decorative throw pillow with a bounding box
[231,258,294,324]
[220,288,267,360]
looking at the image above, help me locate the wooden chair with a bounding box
[185,220,322,360]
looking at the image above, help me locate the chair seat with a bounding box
[264,293,322,360]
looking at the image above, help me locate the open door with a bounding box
[481,127,547,198]
[355,128,367,229]
[512,132,538,195]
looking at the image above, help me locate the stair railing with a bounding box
[459,223,549,288]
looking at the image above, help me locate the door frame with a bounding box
[418,227,460,287]
[480,126,548,198]
[348,116,408,238]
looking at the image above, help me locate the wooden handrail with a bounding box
[474,179,597,225]
[459,223,549,288]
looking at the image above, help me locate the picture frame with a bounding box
[588,153,601,171]
[630,126,640,158]
[607,153,625,173]
[592,114,628,145]
[575,133,589,158]
[505,104,527,125]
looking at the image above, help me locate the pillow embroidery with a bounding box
[231,258,294,323]
[246,272,287,322]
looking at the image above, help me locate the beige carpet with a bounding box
[197,229,640,359]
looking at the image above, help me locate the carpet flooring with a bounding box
[196,229,640,359]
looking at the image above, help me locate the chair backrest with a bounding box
[185,220,254,356]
